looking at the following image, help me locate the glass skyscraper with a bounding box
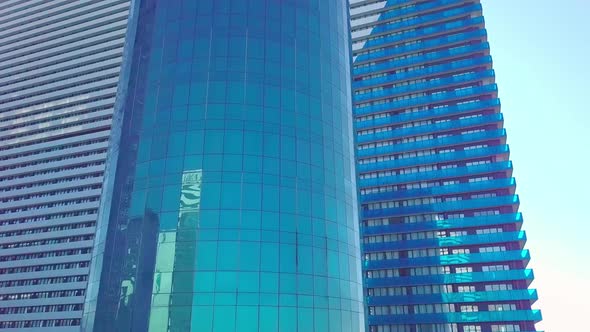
[82,1,364,331]
[0,0,129,330]
[350,1,541,332]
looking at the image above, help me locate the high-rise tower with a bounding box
[0,0,130,330]
[82,1,364,331]
[349,1,541,331]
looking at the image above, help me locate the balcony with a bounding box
[355,97,500,130]
[361,176,514,202]
[356,112,503,144]
[353,16,486,52]
[359,160,512,187]
[362,195,519,219]
[363,230,526,252]
[358,145,510,174]
[367,288,538,305]
[355,27,487,64]
[365,0,474,22]
[353,56,493,90]
[352,3,483,42]
[355,70,495,106]
[368,309,542,324]
[364,249,530,269]
[357,128,506,158]
[355,84,498,116]
[363,213,524,235]
[351,0,479,26]
[353,42,490,77]
[364,268,535,287]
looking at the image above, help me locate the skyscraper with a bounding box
[349,1,541,331]
[82,1,364,331]
[0,0,130,330]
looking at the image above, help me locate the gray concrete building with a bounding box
[0,0,130,330]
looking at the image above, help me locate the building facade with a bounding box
[349,1,541,331]
[0,0,130,330]
[82,1,364,331]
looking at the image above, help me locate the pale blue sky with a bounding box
[481,0,590,330]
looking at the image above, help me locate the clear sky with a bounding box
[481,0,590,330]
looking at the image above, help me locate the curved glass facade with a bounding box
[82,0,364,331]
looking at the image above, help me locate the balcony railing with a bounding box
[364,268,534,287]
[355,84,498,116]
[368,309,542,324]
[355,70,495,104]
[352,3,483,42]
[355,27,487,64]
[356,112,502,144]
[363,213,524,235]
[358,145,510,174]
[357,128,506,159]
[365,249,530,269]
[353,56,493,89]
[353,42,490,76]
[360,175,515,202]
[359,159,512,187]
[362,195,519,219]
[363,230,526,252]
[367,288,538,305]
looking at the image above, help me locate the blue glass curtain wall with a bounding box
[82,1,364,331]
